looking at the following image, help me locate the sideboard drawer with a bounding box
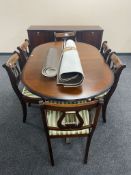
[76,31,103,49]
[28,31,54,51]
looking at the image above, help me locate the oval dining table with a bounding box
[21,41,114,101]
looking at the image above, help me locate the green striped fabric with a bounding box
[46,100,90,136]
[22,87,40,99]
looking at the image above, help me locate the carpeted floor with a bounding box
[0,54,131,175]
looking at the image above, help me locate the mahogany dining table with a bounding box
[21,42,114,101]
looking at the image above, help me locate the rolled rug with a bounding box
[42,47,58,77]
[57,40,84,87]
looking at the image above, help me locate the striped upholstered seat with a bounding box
[95,90,108,99]
[22,87,41,99]
[46,100,90,136]
[47,110,89,136]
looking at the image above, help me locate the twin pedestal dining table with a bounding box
[21,41,114,101]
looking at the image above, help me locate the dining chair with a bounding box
[100,41,111,62]
[100,52,126,122]
[54,31,77,43]
[40,99,103,166]
[2,52,41,123]
[17,39,30,71]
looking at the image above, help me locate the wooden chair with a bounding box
[101,52,126,122]
[2,52,41,123]
[40,99,103,166]
[100,41,111,62]
[17,39,30,71]
[54,31,76,42]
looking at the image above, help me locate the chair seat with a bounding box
[22,87,41,99]
[47,100,90,136]
[95,90,108,99]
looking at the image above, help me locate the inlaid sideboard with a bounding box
[27,25,103,51]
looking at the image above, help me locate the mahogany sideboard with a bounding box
[27,26,103,51]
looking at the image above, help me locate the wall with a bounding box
[0,0,131,52]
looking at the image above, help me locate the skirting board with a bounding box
[0,52,12,56]
[117,53,131,56]
[0,52,131,56]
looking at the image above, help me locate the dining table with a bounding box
[21,41,114,101]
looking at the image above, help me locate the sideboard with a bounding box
[27,25,103,51]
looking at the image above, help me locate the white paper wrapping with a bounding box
[57,40,84,87]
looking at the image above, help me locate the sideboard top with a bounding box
[27,25,103,31]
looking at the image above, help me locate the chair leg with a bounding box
[21,102,27,123]
[40,108,54,166]
[84,135,92,164]
[102,103,107,123]
[28,102,31,107]
[65,138,71,144]
[102,90,115,123]
[46,136,54,166]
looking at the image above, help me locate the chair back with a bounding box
[54,32,76,42]
[2,52,22,98]
[100,41,111,61]
[105,52,126,100]
[17,39,30,71]
[40,99,103,132]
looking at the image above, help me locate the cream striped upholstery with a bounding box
[22,87,40,99]
[46,100,90,136]
[95,91,108,99]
